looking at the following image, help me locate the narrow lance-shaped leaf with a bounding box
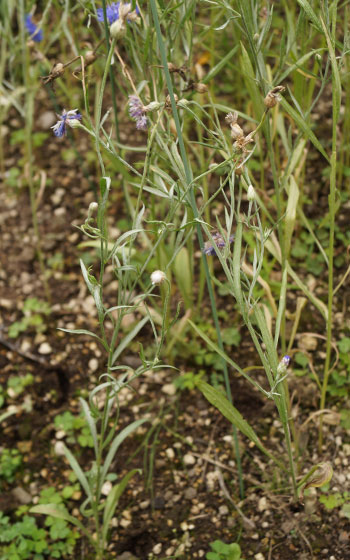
[197,381,286,471]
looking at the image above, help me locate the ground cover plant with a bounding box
[1,0,350,558]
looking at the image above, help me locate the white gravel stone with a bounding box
[55,430,66,440]
[183,453,196,466]
[54,441,66,456]
[152,543,162,554]
[162,383,176,396]
[258,496,268,511]
[165,447,175,460]
[101,481,113,496]
[38,342,52,354]
[88,358,99,372]
[219,505,229,516]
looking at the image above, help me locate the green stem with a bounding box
[149,0,244,499]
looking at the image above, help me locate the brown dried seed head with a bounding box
[52,63,65,77]
[85,51,97,65]
[167,63,177,73]
[194,83,208,93]
[264,85,286,108]
[165,94,178,108]
[127,10,139,22]
[119,2,132,19]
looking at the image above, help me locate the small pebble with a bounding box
[152,543,162,554]
[165,447,175,460]
[162,383,176,396]
[54,441,66,456]
[38,342,52,354]
[88,358,99,372]
[101,481,112,496]
[183,453,196,466]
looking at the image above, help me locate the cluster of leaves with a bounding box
[8,299,51,339]
[0,512,79,560]
[206,540,244,560]
[319,490,350,519]
[54,411,94,449]
[0,449,23,487]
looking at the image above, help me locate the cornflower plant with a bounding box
[31,176,175,558]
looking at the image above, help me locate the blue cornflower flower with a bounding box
[51,109,82,137]
[97,2,140,24]
[128,95,148,131]
[203,232,235,256]
[97,2,120,24]
[25,14,43,42]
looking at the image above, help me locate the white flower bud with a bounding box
[110,19,126,39]
[144,101,162,112]
[247,185,256,201]
[68,118,81,128]
[88,202,98,219]
[177,99,189,108]
[151,270,166,285]
[230,123,244,139]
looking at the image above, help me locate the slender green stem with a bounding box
[319,3,339,450]
[149,0,244,498]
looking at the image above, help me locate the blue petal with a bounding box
[53,121,66,137]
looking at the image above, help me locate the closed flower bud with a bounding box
[110,18,126,39]
[151,270,166,285]
[144,101,162,112]
[88,202,98,218]
[230,123,244,139]
[247,184,256,201]
[277,355,291,375]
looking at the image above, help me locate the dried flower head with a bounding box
[203,231,235,256]
[193,83,208,94]
[128,95,148,130]
[225,112,244,139]
[264,85,286,108]
[40,62,66,86]
[165,93,178,111]
[25,14,43,42]
[51,109,82,137]
[225,112,238,125]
